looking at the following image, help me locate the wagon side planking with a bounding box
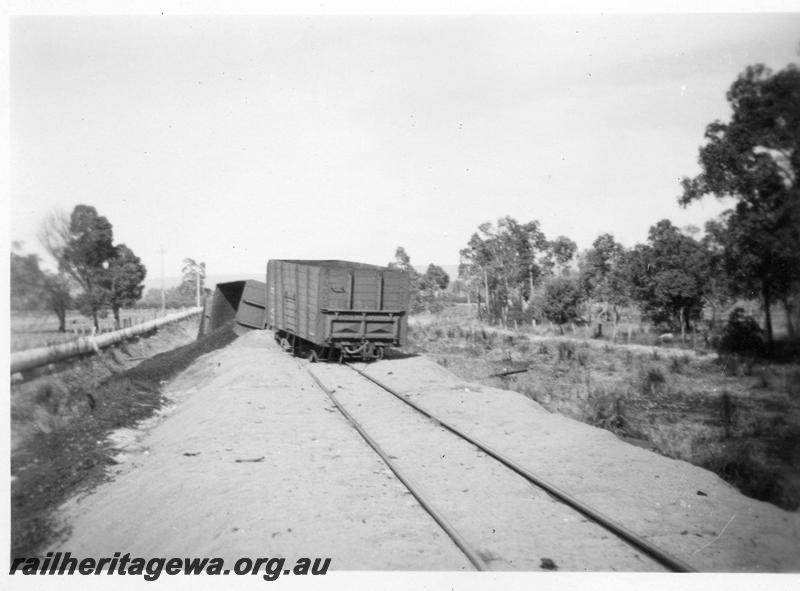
[266,260,409,361]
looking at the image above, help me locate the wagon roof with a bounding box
[271,259,398,272]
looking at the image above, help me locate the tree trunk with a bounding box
[679,307,685,343]
[611,306,618,342]
[781,297,796,339]
[113,306,121,330]
[91,310,99,332]
[763,284,774,354]
[483,269,490,322]
[529,270,535,311]
[54,307,66,333]
[586,299,593,331]
[710,303,717,334]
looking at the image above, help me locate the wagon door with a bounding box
[352,268,384,310]
[324,267,383,311]
[323,267,404,344]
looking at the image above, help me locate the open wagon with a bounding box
[266,260,409,361]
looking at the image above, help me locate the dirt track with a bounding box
[50,330,800,571]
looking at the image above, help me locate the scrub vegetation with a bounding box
[407,306,800,511]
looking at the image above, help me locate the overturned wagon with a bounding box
[198,280,267,337]
[266,260,409,361]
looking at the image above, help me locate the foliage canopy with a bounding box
[680,62,800,346]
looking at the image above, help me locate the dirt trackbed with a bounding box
[49,330,800,572]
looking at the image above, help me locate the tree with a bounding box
[458,229,495,319]
[679,62,800,350]
[37,210,72,265]
[10,251,46,312]
[57,205,116,329]
[38,205,146,329]
[42,272,73,333]
[141,286,196,309]
[106,244,147,328]
[627,220,711,339]
[542,236,578,276]
[390,247,412,271]
[10,246,73,331]
[458,216,548,324]
[415,263,450,313]
[180,258,206,307]
[36,210,77,331]
[388,247,421,311]
[420,264,450,297]
[541,276,583,327]
[701,218,737,332]
[578,233,632,337]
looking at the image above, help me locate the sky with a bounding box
[9,7,800,289]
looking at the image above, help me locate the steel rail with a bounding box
[347,363,697,574]
[305,367,489,571]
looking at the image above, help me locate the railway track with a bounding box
[306,360,696,572]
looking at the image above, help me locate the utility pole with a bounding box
[160,246,166,317]
[196,265,200,309]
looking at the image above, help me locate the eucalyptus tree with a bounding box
[627,220,711,340]
[459,216,548,324]
[39,205,147,330]
[680,62,800,349]
[106,244,147,328]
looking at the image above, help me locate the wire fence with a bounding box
[10,308,197,352]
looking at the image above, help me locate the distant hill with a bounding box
[431,264,459,280]
[143,273,266,292]
[143,265,460,293]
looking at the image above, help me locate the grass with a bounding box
[10,308,194,352]
[637,364,666,396]
[407,310,800,510]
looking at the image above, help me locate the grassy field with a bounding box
[10,308,191,352]
[407,305,800,510]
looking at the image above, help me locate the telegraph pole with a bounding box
[196,265,200,309]
[160,247,166,317]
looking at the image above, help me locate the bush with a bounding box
[556,341,575,363]
[638,364,666,395]
[541,276,582,325]
[718,308,764,355]
[703,441,799,510]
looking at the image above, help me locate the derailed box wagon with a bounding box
[266,260,409,361]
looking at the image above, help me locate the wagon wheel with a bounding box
[338,349,345,364]
[376,346,385,361]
